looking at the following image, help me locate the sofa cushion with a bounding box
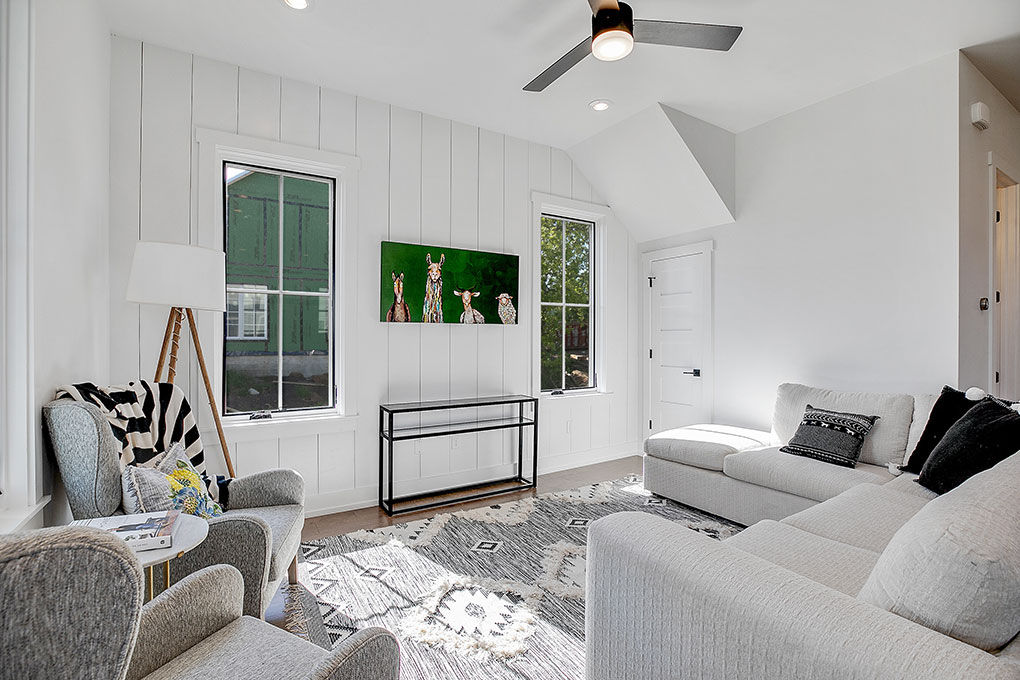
[882,473,938,502]
[772,383,914,467]
[723,446,893,503]
[859,453,1020,651]
[643,424,773,471]
[782,484,929,552]
[905,393,937,461]
[725,520,880,596]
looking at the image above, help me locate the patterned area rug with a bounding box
[298,475,742,680]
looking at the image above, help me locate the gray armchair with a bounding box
[0,526,400,680]
[43,398,304,617]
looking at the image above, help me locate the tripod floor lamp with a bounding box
[126,241,236,478]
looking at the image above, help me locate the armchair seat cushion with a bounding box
[141,616,324,679]
[644,424,773,471]
[723,446,894,502]
[225,504,303,582]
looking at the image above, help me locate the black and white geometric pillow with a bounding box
[780,404,880,468]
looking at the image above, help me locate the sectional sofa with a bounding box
[642,382,935,525]
[585,383,1020,679]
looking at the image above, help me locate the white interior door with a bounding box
[647,249,712,433]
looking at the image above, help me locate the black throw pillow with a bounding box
[780,405,879,468]
[900,386,981,473]
[917,397,1020,494]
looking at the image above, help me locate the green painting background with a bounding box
[380,241,519,324]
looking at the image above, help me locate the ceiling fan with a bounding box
[523,0,743,92]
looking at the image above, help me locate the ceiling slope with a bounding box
[568,103,734,243]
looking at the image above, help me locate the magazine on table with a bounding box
[71,510,180,552]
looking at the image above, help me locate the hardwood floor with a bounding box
[302,455,643,540]
[265,455,643,632]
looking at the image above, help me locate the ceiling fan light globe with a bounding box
[283,0,309,9]
[592,30,634,61]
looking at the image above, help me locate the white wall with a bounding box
[958,53,1020,390]
[108,38,643,516]
[641,54,961,430]
[33,0,111,525]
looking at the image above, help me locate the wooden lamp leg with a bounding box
[186,308,236,478]
[154,307,178,382]
[166,309,183,384]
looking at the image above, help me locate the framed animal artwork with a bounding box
[379,240,519,325]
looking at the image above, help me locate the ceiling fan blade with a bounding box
[523,37,592,92]
[587,0,619,14]
[633,19,743,51]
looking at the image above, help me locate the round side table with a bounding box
[137,514,208,600]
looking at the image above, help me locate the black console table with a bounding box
[378,394,539,516]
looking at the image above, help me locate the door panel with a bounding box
[649,251,710,432]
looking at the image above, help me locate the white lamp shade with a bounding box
[126,241,226,312]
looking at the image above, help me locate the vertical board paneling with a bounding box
[503,136,530,464]
[319,431,356,492]
[571,163,593,203]
[236,439,280,477]
[418,114,453,477]
[354,97,391,490]
[281,434,319,495]
[551,148,572,198]
[139,45,193,394]
[476,129,504,468]
[280,78,320,148]
[110,43,644,515]
[319,89,357,154]
[190,56,239,430]
[237,68,281,140]
[109,37,142,384]
[449,122,480,469]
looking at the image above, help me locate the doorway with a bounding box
[994,169,1020,400]
[643,243,714,435]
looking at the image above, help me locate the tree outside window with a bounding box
[540,215,595,392]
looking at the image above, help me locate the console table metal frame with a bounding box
[378,394,539,516]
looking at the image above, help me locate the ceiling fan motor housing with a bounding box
[593,2,634,41]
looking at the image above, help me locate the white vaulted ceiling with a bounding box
[99,0,1020,150]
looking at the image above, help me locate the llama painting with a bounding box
[385,272,410,322]
[379,241,519,324]
[496,293,516,325]
[422,253,445,323]
[454,289,485,324]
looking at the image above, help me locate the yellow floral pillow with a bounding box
[122,443,223,518]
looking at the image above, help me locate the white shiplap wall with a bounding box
[109,37,643,516]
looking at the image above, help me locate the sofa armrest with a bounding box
[586,513,1010,680]
[127,565,243,680]
[169,513,272,617]
[228,468,305,509]
[310,627,400,680]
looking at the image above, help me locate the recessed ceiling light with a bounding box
[589,99,612,112]
[283,0,309,9]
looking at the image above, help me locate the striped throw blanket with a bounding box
[56,380,230,505]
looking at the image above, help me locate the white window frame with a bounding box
[195,129,360,423]
[531,192,608,398]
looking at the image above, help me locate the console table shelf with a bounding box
[379,394,539,516]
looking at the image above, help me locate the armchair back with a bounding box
[43,399,124,519]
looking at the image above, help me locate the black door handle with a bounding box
[682,368,702,377]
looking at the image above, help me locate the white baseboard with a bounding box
[303,441,642,519]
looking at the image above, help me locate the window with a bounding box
[540,214,595,392]
[226,289,268,340]
[223,163,334,415]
